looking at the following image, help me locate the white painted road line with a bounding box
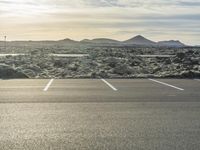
[149,79,184,91]
[101,79,118,91]
[43,79,54,91]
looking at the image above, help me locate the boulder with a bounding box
[22,69,37,78]
[180,71,200,78]
[176,52,186,59]
[191,57,200,65]
[113,64,133,75]
[0,64,28,79]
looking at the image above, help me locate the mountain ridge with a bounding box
[81,38,120,44]
[157,40,185,47]
[2,35,190,47]
[78,35,187,47]
[123,35,156,46]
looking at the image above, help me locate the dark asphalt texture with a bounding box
[0,79,200,150]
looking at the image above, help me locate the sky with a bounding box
[0,0,200,45]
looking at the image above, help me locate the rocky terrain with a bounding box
[0,46,199,79]
[0,35,199,79]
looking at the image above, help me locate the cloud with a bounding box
[0,0,199,44]
[178,1,200,6]
[1,0,200,8]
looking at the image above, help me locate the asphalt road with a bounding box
[0,79,200,150]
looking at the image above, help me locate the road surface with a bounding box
[0,79,200,150]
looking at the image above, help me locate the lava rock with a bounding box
[0,64,28,79]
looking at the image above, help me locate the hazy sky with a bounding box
[0,0,200,44]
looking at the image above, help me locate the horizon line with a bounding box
[0,35,193,44]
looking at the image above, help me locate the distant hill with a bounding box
[78,35,186,47]
[157,40,185,47]
[123,35,156,46]
[3,35,191,48]
[58,38,78,44]
[81,38,120,44]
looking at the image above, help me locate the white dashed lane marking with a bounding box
[101,79,118,91]
[149,79,184,91]
[43,79,54,91]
